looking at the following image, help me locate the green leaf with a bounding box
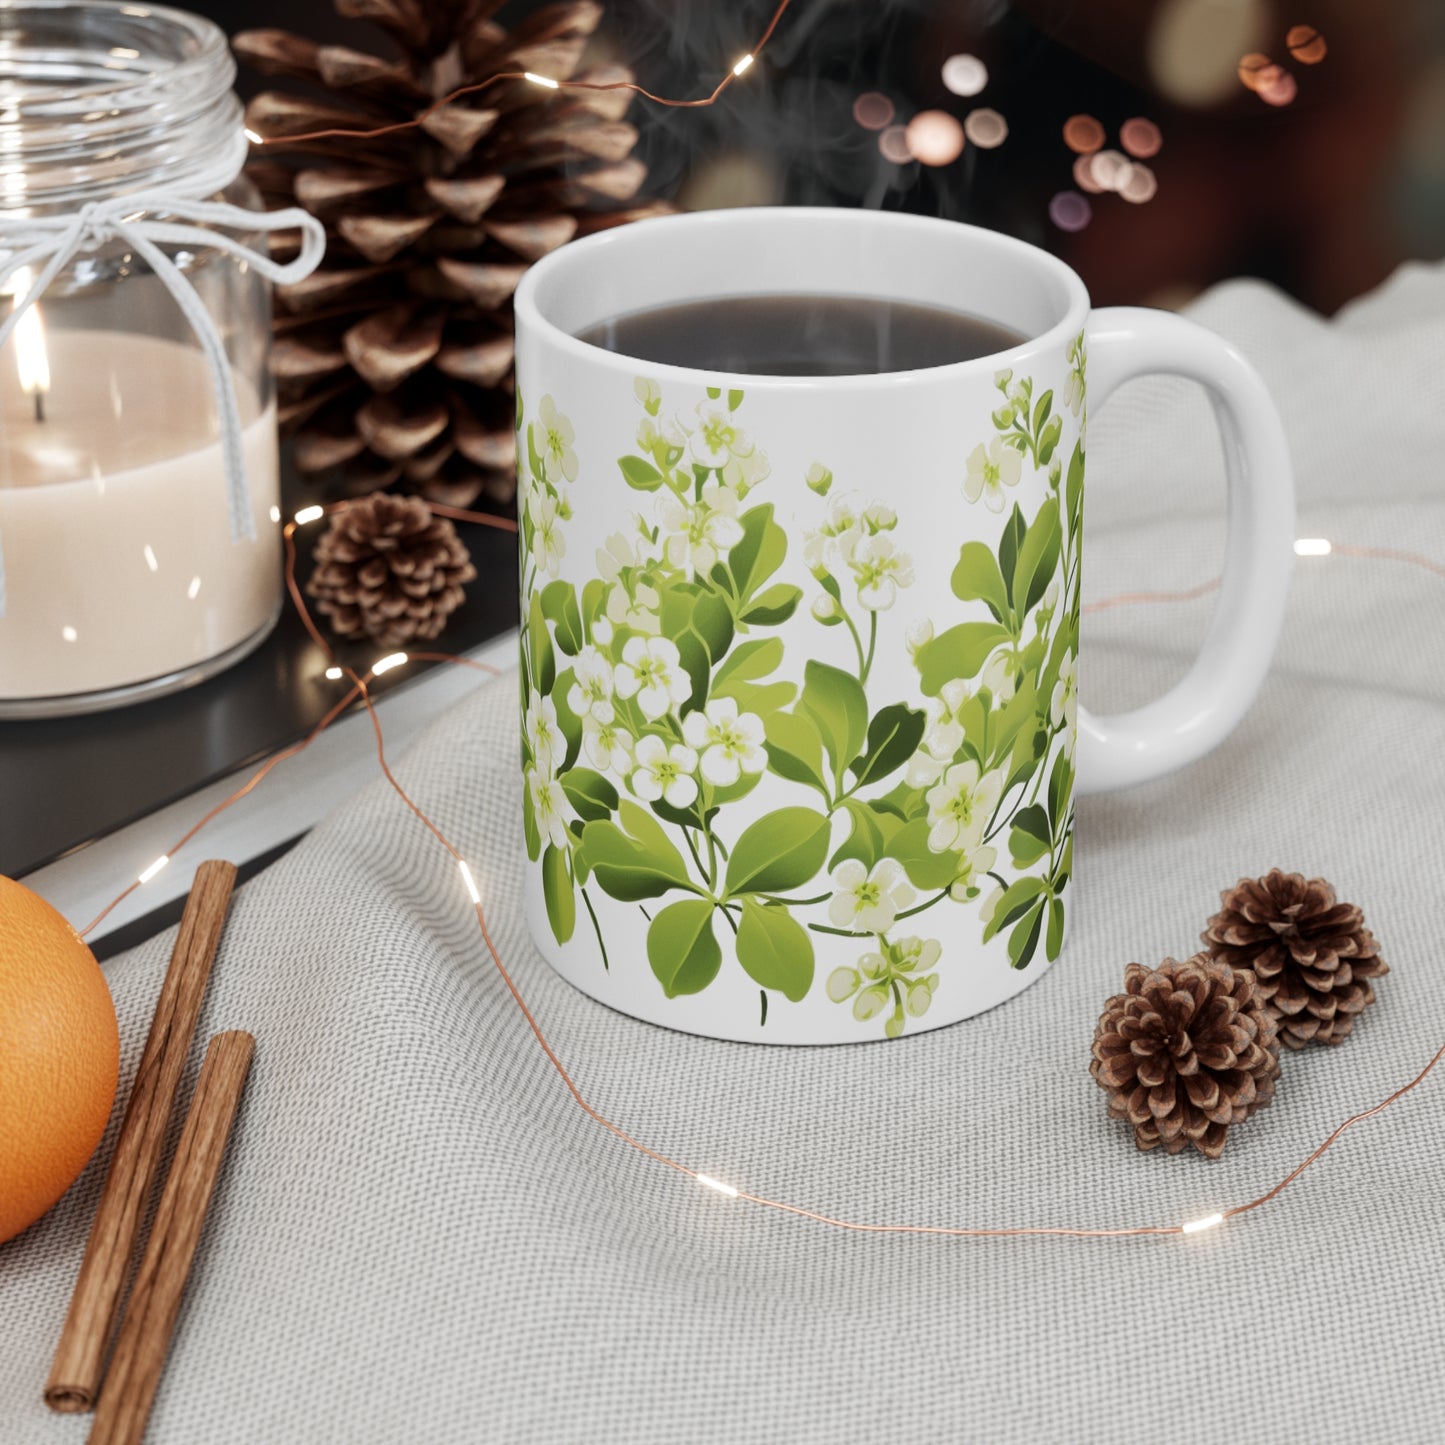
[712,637,783,692]
[1032,389,1053,433]
[541,580,584,656]
[1008,804,1052,868]
[1066,441,1084,542]
[998,504,1027,606]
[550,671,583,773]
[578,800,693,902]
[521,772,540,860]
[740,583,802,626]
[526,592,555,696]
[914,622,1012,696]
[706,385,722,399]
[1048,751,1073,835]
[1008,901,1046,969]
[763,712,830,797]
[1046,897,1065,961]
[691,589,734,661]
[1037,414,1063,466]
[542,844,575,944]
[527,427,546,484]
[560,768,618,823]
[647,899,722,997]
[1014,497,1062,619]
[618,455,664,492]
[581,578,608,636]
[718,680,796,718]
[724,807,831,898]
[950,542,1011,623]
[727,388,745,411]
[798,661,868,786]
[848,703,926,789]
[728,504,787,603]
[886,818,964,890]
[829,797,895,870]
[983,876,1048,943]
[735,900,814,1001]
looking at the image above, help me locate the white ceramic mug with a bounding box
[512,208,1293,1045]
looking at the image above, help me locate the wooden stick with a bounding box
[87,1032,255,1445]
[46,860,238,1413]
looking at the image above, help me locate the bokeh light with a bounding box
[1237,52,1272,91]
[963,107,1008,149]
[1257,67,1298,106]
[1149,0,1269,107]
[1088,149,1133,192]
[905,109,965,166]
[852,92,895,131]
[1119,164,1159,204]
[878,125,913,163]
[941,53,988,97]
[1049,191,1093,232]
[1063,114,1106,155]
[1286,24,1327,64]
[1119,118,1163,159]
[1072,153,1104,194]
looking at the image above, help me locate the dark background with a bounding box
[206,0,1445,316]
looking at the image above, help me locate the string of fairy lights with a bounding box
[78,499,1445,1244]
[74,4,1442,1244]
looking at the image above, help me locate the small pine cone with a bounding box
[1202,870,1388,1050]
[307,493,476,647]
[1091,956,1281,1159]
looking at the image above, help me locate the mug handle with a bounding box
[1074,307,1295,795]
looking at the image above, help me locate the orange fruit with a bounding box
[0,876,119,1245]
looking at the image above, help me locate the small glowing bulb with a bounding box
[1294,537,1332,556]
[459,859,482,905]
[524,71,559,89]
[243,127,264,145]
[696,1173,739,1198]
[324,665,343,681]
[732,53,754,76]
[372,651,408,676]
[1181,1212,1224,1235]
[138,854,170,885]
[61,625,78,642]
[269,505,282,524]
[294,504,325,525]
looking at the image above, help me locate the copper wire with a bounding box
[81,512,1445,1241]
[255,0,795,147]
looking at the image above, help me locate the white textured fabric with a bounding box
[3,268,1444,1444]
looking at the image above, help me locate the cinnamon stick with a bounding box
[87,1032,255,1445]
[46,860,238,1413]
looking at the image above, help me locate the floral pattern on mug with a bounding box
[517,335,1084,1037]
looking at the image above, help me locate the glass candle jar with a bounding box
[0,1,288,716]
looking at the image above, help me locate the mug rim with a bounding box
[515,207,1092,390]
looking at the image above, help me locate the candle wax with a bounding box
[0,330,281,702]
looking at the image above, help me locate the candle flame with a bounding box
[7,267,51,408]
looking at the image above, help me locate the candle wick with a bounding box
[33,390,45,423]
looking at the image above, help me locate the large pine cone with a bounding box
[307,493,476,646]
[235,0,668,509]
[1202,870,1388,1049]
[1091,956,1281,1159]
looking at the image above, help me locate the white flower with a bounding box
[527,487,566,579]
[596,531,637,582]
[1051,648,1077,731]
[583,714,633,775]
[591,616,614,647]
[963,437,1022,512]
[905,618,934,660]
[827,858,916,934]
[806,462,833,495]
[613,635,690,719]
[524,690,562,774]
[981,651,1017,705]
[925,760,1004,854]
[905,977,938,1019]
[637,415,685,463]
[633,375,661,413]
[688,399,756,470]
[862,502,897,531]
[894,935,943,973]
[721,444,770,498]
[528,766,570,850]
[925,680,970,759]
[680,697,766,787]
[604,579,661,636]
[947,843,998,900]
[1064,333,1086,417]
[811,592,840,622]
[531,394,578,484]
[630,734,699,809]
[566,646,614,724]
[848,533,915,611]
[657,479,745,577]
[993,367,1013,390]
[1041,579,1060,615]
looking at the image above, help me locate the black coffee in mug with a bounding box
[575,293,1024,376]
